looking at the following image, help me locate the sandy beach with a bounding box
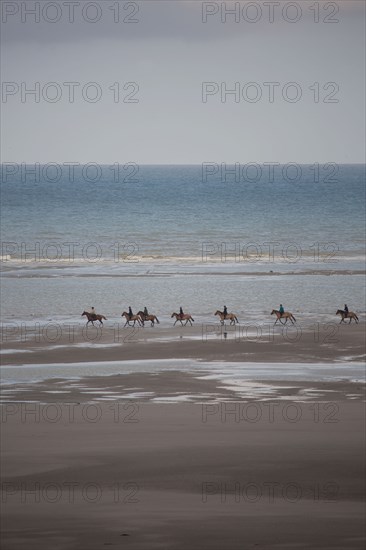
[1,398,365,549]
[1,320,365,367]
[1,321,365,549]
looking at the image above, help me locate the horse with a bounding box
[336,309,359,324]
[121,312,144,327]
[171,312,195,326]
[82,311,107,326]
[214,310,239,325]
[137,311,160,327]
[271,309,296,325]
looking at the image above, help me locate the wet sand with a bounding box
[1,398,365,549]
[1,321,365,367]
[0,369,365,404]
[1,322,365,549]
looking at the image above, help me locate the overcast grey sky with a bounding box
[1,0,365,163]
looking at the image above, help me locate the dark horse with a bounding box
[82,311,107,326]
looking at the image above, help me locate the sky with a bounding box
[1,0,365,164]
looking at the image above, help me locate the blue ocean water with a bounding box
[1,164,365,321]
[1,164,365,259]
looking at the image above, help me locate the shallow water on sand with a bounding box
[1,359,364,386]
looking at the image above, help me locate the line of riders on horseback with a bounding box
[81,303,358,327]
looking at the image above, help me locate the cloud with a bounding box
[1,1,365,163]
[2,0,364,45]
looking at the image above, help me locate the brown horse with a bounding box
[214,310,239,325]
[122,312,144,327]
[336,310,359,324]
[171,312,195,326]
[271,309,296,325]
[82,311,107,326]
[137,311,160,327]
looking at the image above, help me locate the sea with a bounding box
[1,164,365,326]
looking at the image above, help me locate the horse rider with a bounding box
[279,304,284,317]
[179,307,184,319]
[143,306,149,319]
[128,306,133,319]
[223,305,228,319]
[344,304,349,318]
[90,306,97,320]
